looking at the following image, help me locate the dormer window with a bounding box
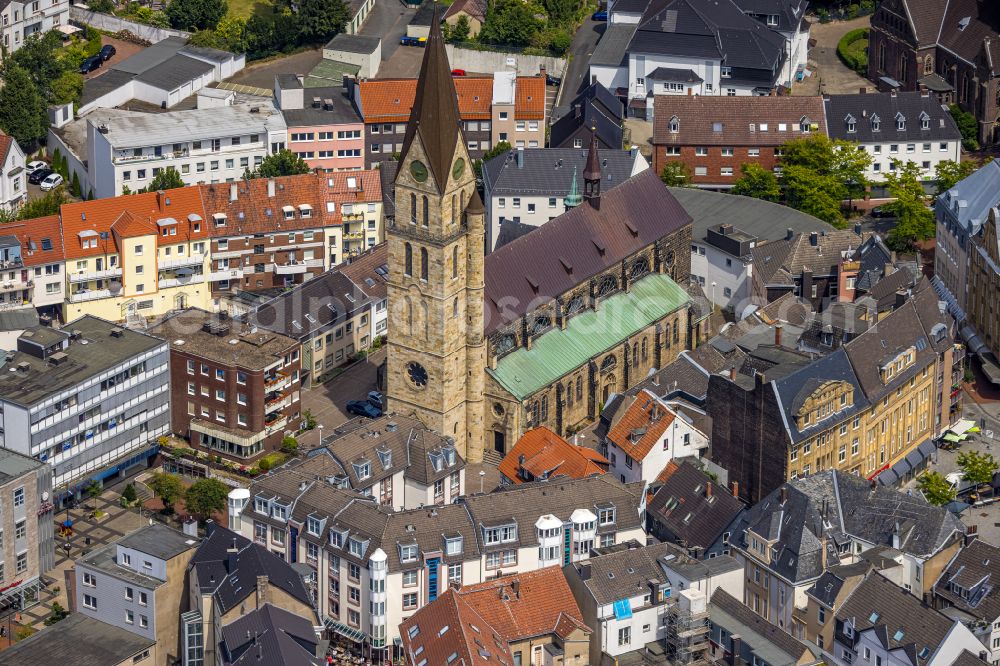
[213,213,226,228]
[445,536,463,556]
[920,111,930,130]
[400,543,418,562]
[377,448,392,470]
[271,503,288,521]
[598,506,616,525]
[800,116,812,133]
[721,66,732,78]
[354,460,371,480]
[306,515,322,536]
[329,530,345,548]
[668,115,679,133]
[282,205,295,220]
[896,113,906,131]
[349,537,367,557]
[845,114,856,133]
[871,115,881,132]
[299,203,312,218]
[254,497,269,514]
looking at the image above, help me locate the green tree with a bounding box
[280,436,299,455]
[935,159,983,196]
[148,472,185,513]
[958,451,998,488]
[244,149,311,179]
[732,163,780,201]
[449,15,471,43]
[0,66,48,150]
[84,480,102,504]
[14,187,67,220]
[121,482,138,506]
[479,0,542,46]
[883,160,934,250]
[50,71,84,106]
[70,171,82,198]
[779,134,871,225]
[215,14,248,52]
[659,161,692,187]
[166,0,227,31]
[43,602,70,626]
[143,167,185,192]
[88,0,115,12]
[183,477,229,521]
[295,0,348,42]
[541,0,577,24]
[949,104,980,151]
[917,471,957,506]
[2,32,66,96]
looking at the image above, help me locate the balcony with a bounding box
[159,253,206,269]
[343,231,364,241]
[304,258,324,268]
[69,267,123,283]
[69,289,112,303]
[265,415,288,435]
[265,394,291,414]
[113,150,189,165]
[158,274,205,289]
[0,280,30,293]
[0,258,23,270]
[207,267,245,282]
[0,300,30,311]
[342,212,365,222]
[274,261,308,275]
[265,372,291,392]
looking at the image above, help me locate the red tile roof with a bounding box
[457,567,591,642]
[606,390,675,461]
[498,426,608,484]
[11,216,65,267]
[399,589,513,666]
[515,76,545,120]
[652,96,828,147]
[0,134,13,165]
[358,77,542,123]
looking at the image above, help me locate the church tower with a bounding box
[583,132,602,209]
[385,14,486,462]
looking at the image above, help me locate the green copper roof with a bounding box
[564,166,582,208]
[488,273,691,400]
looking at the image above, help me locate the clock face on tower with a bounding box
[452,158,465,180]
[407,362,428,388]
[410,160,428,182]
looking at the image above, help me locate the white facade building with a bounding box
[0,135,26,213]
[0,0,70,54]
[689,223,757,313]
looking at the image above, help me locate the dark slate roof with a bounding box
[0,613,155,666]
[135,54,215,91]
[771,348,870,444]
[80,69,137,106]
[668,187,833,241]
[549,102,623,151]
[709,589,816,664]
[612,0,650,13]
[575,541,674,604]
[797,303,872,353]
[837,573,955,666]
[934,539,1000,624]
[382,504,480,571]
[190,526,313,614]
[647,460,745,550]
[377,160,398,217]
[949,652,992,666]
[630,351,713,403]
[178,44,235,63]
[221,604,323,665]
[247,269,371,342]
[110,35,188,75]
[824,92,962,143]
[938,0,1000,74]
[324,33,381,54]
[116,523,200,560]
[484,169,691,334]
[806,561,870,608]
[648,67,703,82]
[282,88,361,125]
[494,219,537,249]
[732,0,808,33]
[482,147,639,197]
[891,0,948,48]
[590,23,636,67]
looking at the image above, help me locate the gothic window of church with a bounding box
[576,376,583,401]
[496,334,516,354]
[632,343,639,368]
[600,355,617,374]
[405,296,413,336]
[665,251,675,267]
[410,193,417,225]
[673,320,679,344]
[641,338,648,361]
[404,243,413,276]
[630,257,649,280]
[878,43,885,72]
[899,55,907,83]
[421,300,429,338]
[596,275,617,297]
[452,194,457,224]
[566,382,573,408]
[923,55,933,75]
[422,195,429,227]
[566,295,585,316]
[540,396,548,422]
[531,401,540,424]
[452,246,459,279]
[461,190,466,215]
[420,248,428,281]
[452,298,459,318]
[531,315,551,336]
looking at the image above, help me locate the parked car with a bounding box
[28,168,54,185]
[98,44,117,61]
[451,68,466,76]
[870,205,894,218]
[25,160,47,174]
[79,56,102,74]
[592,9,608,20]
[400,36,425,47]
[367,391,384,409]
[346,399,382,418]
[546,74,562,87]
[39,173,64,191]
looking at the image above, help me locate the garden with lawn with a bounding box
[837,27,869,75]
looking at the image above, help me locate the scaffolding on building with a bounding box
[664,590,713,666]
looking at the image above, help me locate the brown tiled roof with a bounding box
[400,589,513,666]
[0,134,13,165]
[483,169,691,334]
[457,77,493,120]
[647,459,744,551]
[938,0,1000,71]
[443,0,486,22]
[606,389,675,461]
[13,217,65,267]
[339,242,388,301]
[457,567,590,642]
[895,0,950,48]
[200,174,329,237]
[498,426,608,484]
[652,96,828,146]
[359,76,541,123]
[514,76,546,120]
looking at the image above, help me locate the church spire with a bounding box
[564,166,582,210]
[397,8,462,194]
[583,130,601,209]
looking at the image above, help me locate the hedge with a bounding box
[837,27,869,74]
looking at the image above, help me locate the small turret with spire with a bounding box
[564,166,582,211]
[583,130,601,209]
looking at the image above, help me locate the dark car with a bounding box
[346,400,382,418]
[28,168,54,185]
[367,391,384,409]
[400,36,425,47]
[870,205,894,218]
[98,44,117,61]
[79,56,102,74]
[546,74,562,87]
[592,9,608,20]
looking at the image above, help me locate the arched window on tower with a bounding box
[540,396,548,421]
[405,296,413,336]
[410,193,417,225]
[420,247,428,281]
[452,297,459,318]
[421,300,429,338]
[404,243,412,276]
[452,194,457,224]
[452,246,458,279]
[632,343,639,368]
[422,195,429,227]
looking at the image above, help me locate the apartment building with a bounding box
[732,471,964,638]
[275,75,365,172]
[0,0,70,54]
[498,426,609,485]
[338,242,388,339]
[824,90,962,191]
[0,218,65,339]
[0,449,55,605]
[74,524,200,666]
[965,207,1000,387]
[708,590,821,666]
[651,96,827,187]
[84,103,287,198]
[349,74,547,166]
[147,309,301,461]
[0,316,169,496]
[60,187,211,322]
[933,538,1000,664]
[0,134,26,213]
[708,283,957,503]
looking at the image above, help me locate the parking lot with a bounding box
[297,348,384,448]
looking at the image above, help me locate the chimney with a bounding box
[516,147,524,168]
[890,88,897,97]
[705,482,712,499]
[786,228,794,240]
[854,222,862,235]
[256,575,269,607]
[267,179,276,198]
[966,524,979,546]
[573,103,581,119]
[730,635,742,666]
[820,533,828,570]
[226,539,239,573]
[895,290,907,309]
[511,580,521,599]
[156,190,166,209]
[729,366,737,381]
[809,231,819,246]
[859,86,868,94]
[774,324,783,347]
[779,486,788,505]
[884,262,895,276]
[731,481,739,497]
[229,182,238,202]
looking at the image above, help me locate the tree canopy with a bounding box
[917,471,957,507]
[166,0,228,31]
[949,104,980,151]
[244,149,312,179]
[731,163,780,201]
[184,478,230,521]
[882,160,934,250]
[294,0,349,42]
[934,159,984,196]
[958,451,998,487]
[778,134,871,225]
[148,472,185,513]
[659,162,692,187]
[479,0,543,46]
[143,167,185,192]
[0,66,49,150]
